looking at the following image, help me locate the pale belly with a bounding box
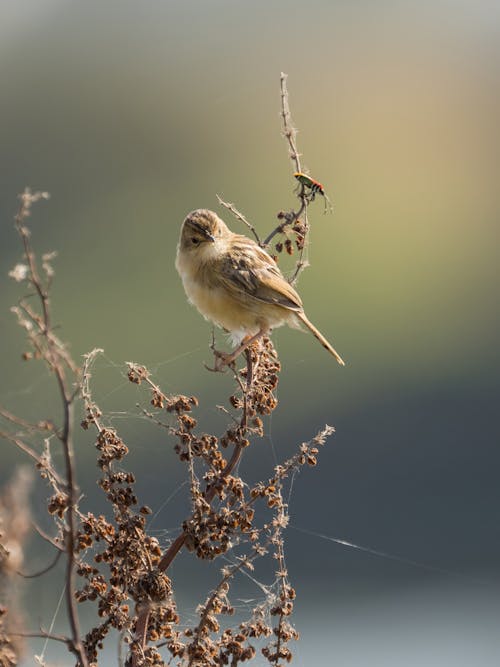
[179,271,292,342]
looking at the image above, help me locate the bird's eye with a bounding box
[191,237,200,245]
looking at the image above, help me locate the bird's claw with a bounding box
[204,349,236,373]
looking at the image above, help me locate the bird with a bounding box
[175,209,345,368]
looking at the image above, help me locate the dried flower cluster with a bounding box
[77,352,182,664]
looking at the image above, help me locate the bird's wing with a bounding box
[217,240,303,311]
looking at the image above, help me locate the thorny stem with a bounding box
[279,72,310,285]
[280,72,302,175]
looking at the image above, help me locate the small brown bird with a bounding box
[175,209,345,368]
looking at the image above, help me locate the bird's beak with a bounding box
[189,221,215,242]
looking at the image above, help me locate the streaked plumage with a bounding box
[175,209,345,366]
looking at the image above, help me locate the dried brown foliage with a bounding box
[0,74,336,666]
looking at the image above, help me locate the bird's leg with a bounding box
[205,328,268,373]
[223,328,268,367]
[205,332,235,373]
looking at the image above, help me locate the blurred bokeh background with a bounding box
[1,0,500,664]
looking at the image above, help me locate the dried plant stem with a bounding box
[0,430,63,487]
[11,191,88,667]
[0,407,53,433]
[12,630,70,645]
[271,491,289,666]
[216,195,262,245]
[58,390,87,666]
[32,521,64,551]
[261,198,307,249]
[280,72,302,174]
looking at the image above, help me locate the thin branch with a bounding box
[11,630,70,645]
[261,199,307,249]
[0,406,55,434]
[32,521,65,551]
[138,406,177,434]
[216,195,262,245]
[270,486,289,667]
[18,300,80,374]
[0,430,65,488]
[280,72,302,174]
[81,348,105,432]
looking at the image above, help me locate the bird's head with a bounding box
[179,209,229,256]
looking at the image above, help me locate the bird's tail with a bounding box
[297,312,345,366]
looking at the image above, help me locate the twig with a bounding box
[270,486,289,666]
[261,199,307,249]
[11,630,70,645]
[0,407,54,434]
[280,72,302,174]
[81,348,105,431]
[216,195,262,245]
[0,430,65,488]
[32,521,64,551]
[18,300,80,374]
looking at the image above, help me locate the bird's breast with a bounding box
[176,246,294,340]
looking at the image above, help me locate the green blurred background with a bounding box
[1,1,500,664]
